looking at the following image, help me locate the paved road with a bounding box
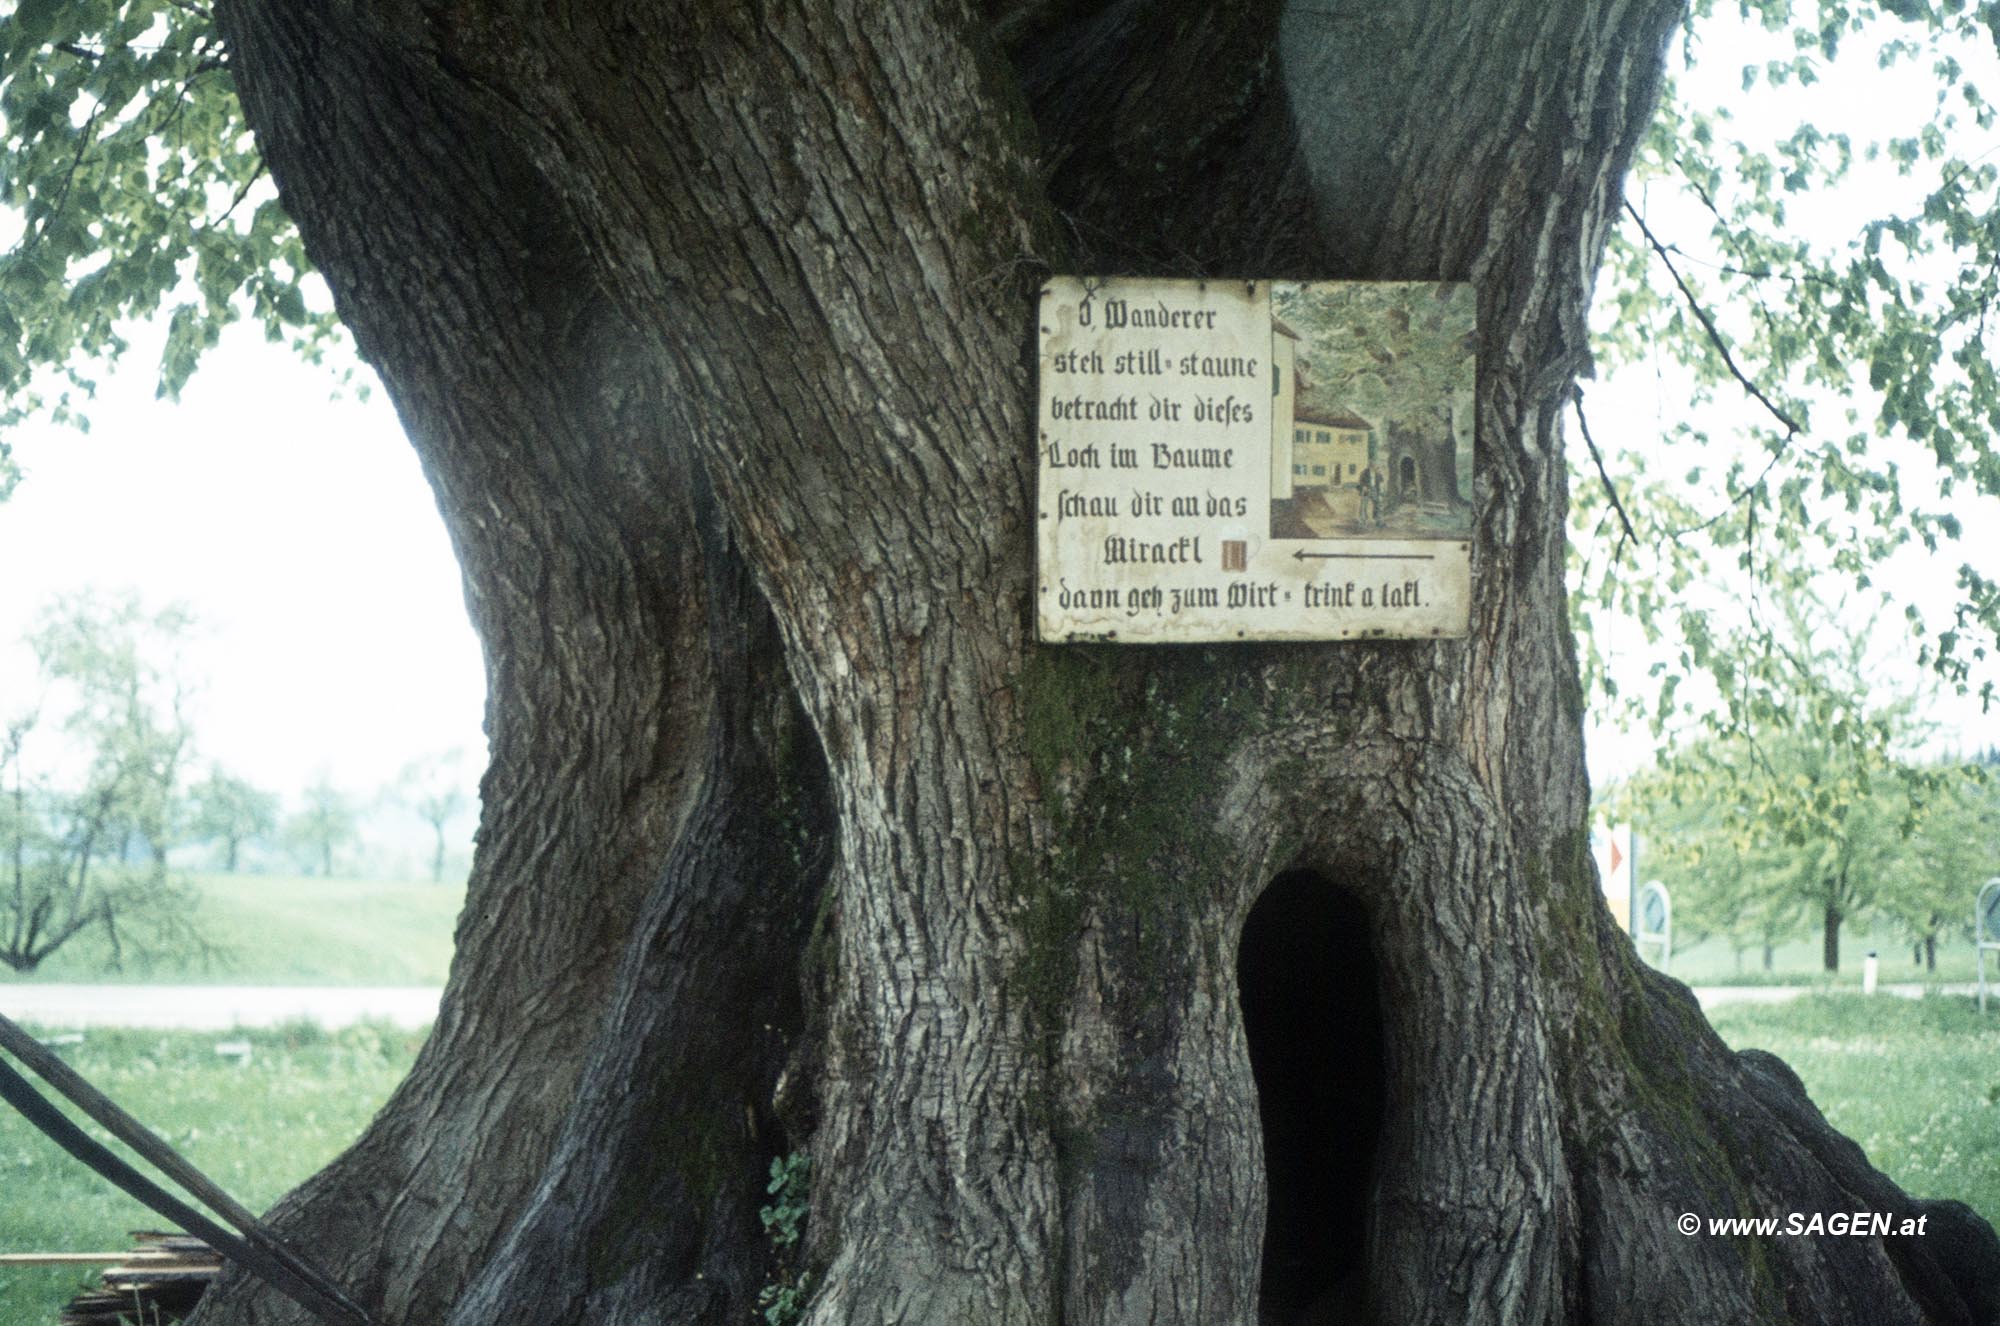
[0,984,442,1030]
[1692,982,1980,1007]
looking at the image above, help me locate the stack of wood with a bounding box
[56,1232,220,1325]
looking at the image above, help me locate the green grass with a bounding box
[1708,996,2000,1228]
[0,873,464,986]
[2,1001,1994,1323]
[1655,930,1990,988]
[0,1021,425,1325]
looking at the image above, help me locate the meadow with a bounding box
[1707,996,2000,1223]
[0,998,1995,1322]
[0,873,463,986]
[1655,930,1992,989]
[0,1021,425,1324]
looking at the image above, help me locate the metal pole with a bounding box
[1627,827,1638,940]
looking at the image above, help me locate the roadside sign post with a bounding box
[1636,880,1672,974]
[1594,822,1635,939]
[1977,879,2000,1013]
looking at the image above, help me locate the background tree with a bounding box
[0,593,205,972]
[9,2,2000,1326]
[1272,281,1477,509]
[1733,733,1911,971]
[390,750,470,884]
[186,766,280,872]
[283,775,356,879]
[29,590,196,870]
[1624,584,1937,970]
[1609,762,1803,969]
[1626,744,1995,976]
[1876,762,2000,972]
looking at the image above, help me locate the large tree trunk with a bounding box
[193,2,2000,1325]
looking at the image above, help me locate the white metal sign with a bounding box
[1036,277,1475,643]
[1636,879,1671,973]
[1977,878,2000,1012]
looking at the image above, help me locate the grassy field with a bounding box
[0,1021,425,1325]
[0,873,464,986]
[1709,996,2000,1223]
[2,1001,1996,1323]
[1653,930,1992,988]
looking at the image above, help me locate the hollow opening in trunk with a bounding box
[1238,869,1383,1324]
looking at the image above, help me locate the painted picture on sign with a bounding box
[1267,282,1475,542]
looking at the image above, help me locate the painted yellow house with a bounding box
[1289,406,1372,491]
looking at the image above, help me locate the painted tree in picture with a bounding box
[1277,281,1476,528]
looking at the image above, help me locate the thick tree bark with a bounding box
[193,2,2000,1325]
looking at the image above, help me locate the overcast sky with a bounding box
[0,321,485,806]
[1575,10,2000,781]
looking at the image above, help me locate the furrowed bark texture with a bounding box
[197,1,2000,1324]
[198,8,830,1323]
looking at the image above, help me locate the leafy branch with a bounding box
[1623,198,1805,439]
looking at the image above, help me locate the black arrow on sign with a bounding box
[1293,549,1435,561]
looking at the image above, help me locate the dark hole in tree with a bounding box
[1238,870,1384,1325]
